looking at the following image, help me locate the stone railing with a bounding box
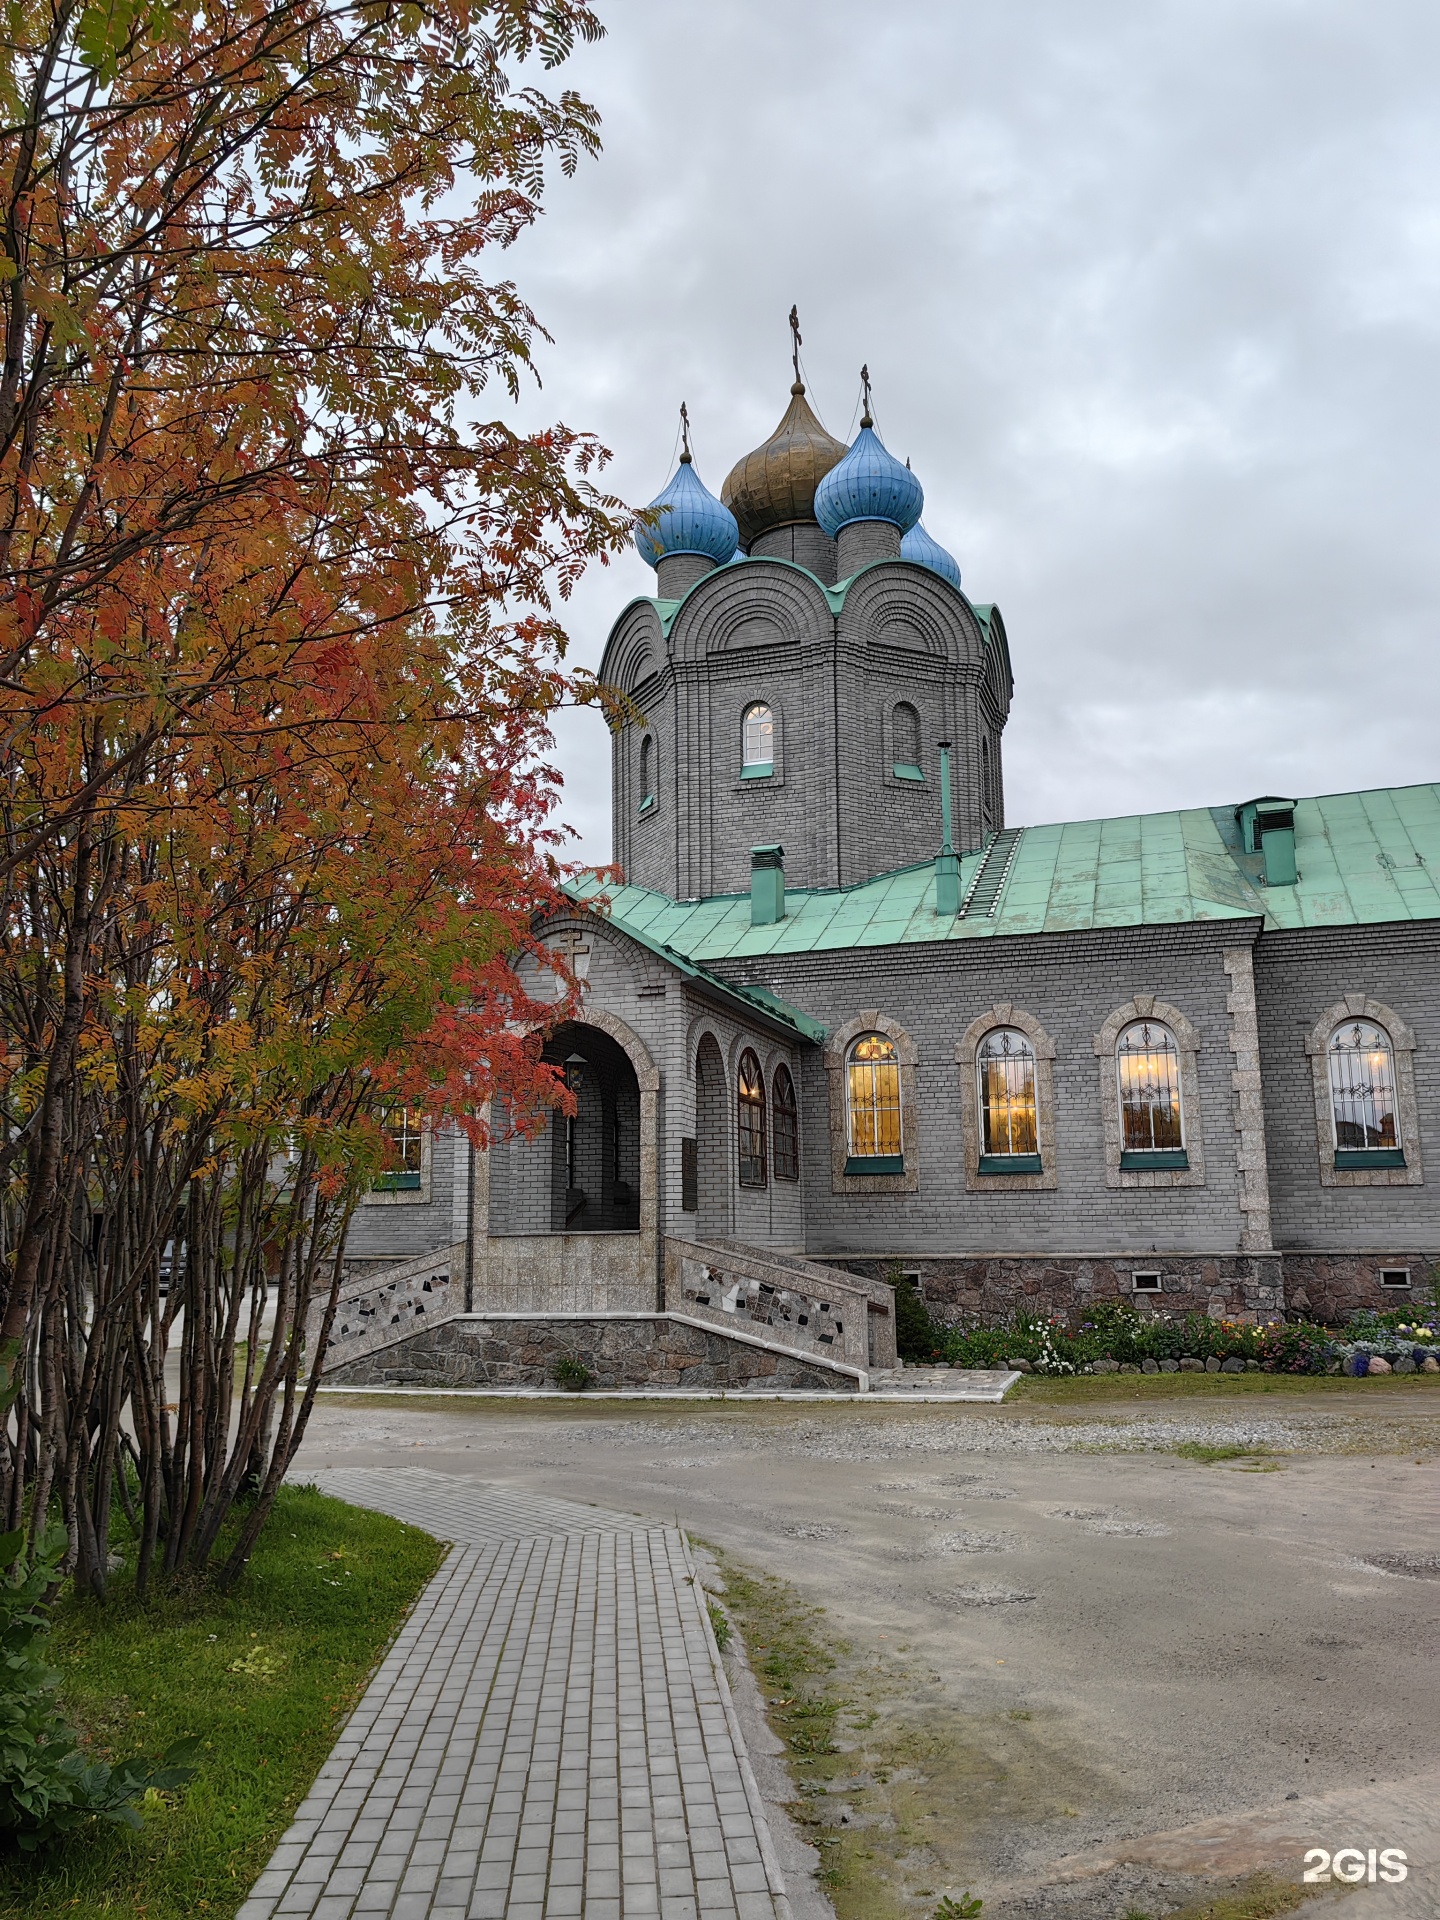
[309,1242,463,1376]
[664,1238,893,1373]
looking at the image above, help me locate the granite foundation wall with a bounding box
[833,1253,1286,1324]
[1281,1253,1438,1323]
[321,1312,860,1392]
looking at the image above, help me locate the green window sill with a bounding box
[978,1153,1043,1175]
[740,763,774,780]
[1120,1149,1188,1171]
[637,794,655,814]
[1334,1147,1406,1169]
[372,1171,423,1191]
[844,1154,904,1176]
[892,763,925,782]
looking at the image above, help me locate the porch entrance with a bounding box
[543,1022,642,1233]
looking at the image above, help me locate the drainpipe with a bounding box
[934,742,960,917]
[463,1135,476,1312]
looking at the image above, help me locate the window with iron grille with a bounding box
[846,1033,902,1161]
[1117,1021,1184,1151]
[737,1050,767,1188]
[772,1064,799,1181]
[977,1028,1038,1157]
[1329,1020,1400,1150]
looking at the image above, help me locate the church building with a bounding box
[325,348,1440,1392]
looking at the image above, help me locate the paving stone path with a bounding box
[239,1468,791,1920]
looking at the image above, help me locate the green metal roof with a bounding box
[568,782,1440,963]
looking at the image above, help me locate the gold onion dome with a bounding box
[721,380,849,549]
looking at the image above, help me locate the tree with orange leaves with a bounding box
[0,0,628,1588]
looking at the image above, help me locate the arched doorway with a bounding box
[542,1023,642,1232]
[694,1033,730,1239]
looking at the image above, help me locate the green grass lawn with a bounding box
[1009,1369,1440,1404]
[0,1484,443,1920]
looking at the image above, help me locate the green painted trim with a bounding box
[1334,1147,1406,1169]
[977,1153,1043,1175]
[1119,1149,1189,1171]
[844,1154,904,1176]
[892,763,925,782]
[371,1171,422,1191]
[637,794,655,814]
[740,762,773,780]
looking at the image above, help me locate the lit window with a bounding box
[1329,1020,1399,1151]
[374,1108,423,1190]
[737,1050,767,1188]
[742,701,774,770]
[773,1065,799,1182]
[978,1028,1038,1157]
[846,1033,901,1161]
[1117,1021,1183,1152]
[892,702,921,776]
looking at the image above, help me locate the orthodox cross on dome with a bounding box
[789,304,803,389]
[860,363,874,429]
[679,400,692,465]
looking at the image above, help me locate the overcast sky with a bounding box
[499,0,1440,871]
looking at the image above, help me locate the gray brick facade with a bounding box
[602,555,1013,898]
[341,405,1440,1332]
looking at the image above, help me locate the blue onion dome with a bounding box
[900,520,962,589]
[634,451,739,568]
[814,418,924,538]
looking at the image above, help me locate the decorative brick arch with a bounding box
[1092,994,1206,1190]
[1305,994,1423,1188]
[955,1004,1058,1193]
[823,1011,920,1195]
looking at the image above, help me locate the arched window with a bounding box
[742,701,774,773]
[977,1029,1038,1159]
[846,1033,902,1163]
[1117,1021,1184,1152]
[1329,1020,1400,1152]
[639,733,655,809]
[737,1049,767,1188]
[773,1064,799,1181]
[892,702,921,777]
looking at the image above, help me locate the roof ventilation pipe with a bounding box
[1237,796,1298,887]
[750,845,785,926]
[935,743,960,917]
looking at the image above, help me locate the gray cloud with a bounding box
[499,0,1440,868]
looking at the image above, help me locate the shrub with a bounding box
[889,1267,944,1362]
[552,1356,592,1392]
[0,1526,196,1851]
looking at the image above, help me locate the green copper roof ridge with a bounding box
[561,886,827,1044]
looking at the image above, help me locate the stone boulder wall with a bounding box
[834,1254,1285,1324]
[320,1313,859,1393]
[1282,1253,1435,1323]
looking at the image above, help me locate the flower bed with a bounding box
[926,1299,1440,1378]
